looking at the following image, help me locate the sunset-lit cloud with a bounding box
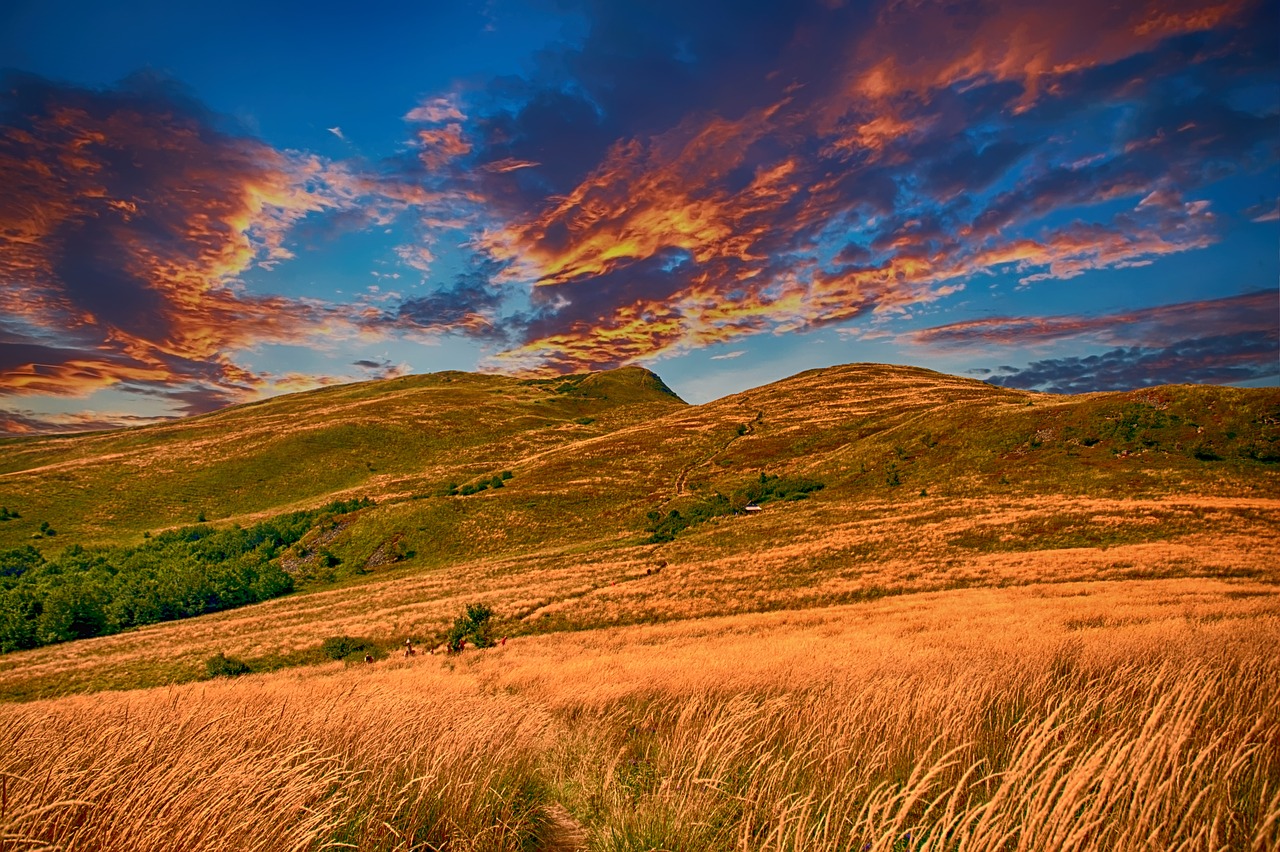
[0,74,366,403]
[0,72,478,422]
[451,0,1275,373]
[2,0,1276,433]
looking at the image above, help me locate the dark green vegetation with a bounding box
[644,472,825,542]
[204,651,252,678]
[446,602,497,651]
[320,635,381,662]
[0,498,370,652]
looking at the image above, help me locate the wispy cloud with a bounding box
[912,291,1278,392]
[0,408,173,436]
[911,291,1275,350]
[710,350,746,361]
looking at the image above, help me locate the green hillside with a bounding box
[0,365,686,549]
[0,363,1276,698]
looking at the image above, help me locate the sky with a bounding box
[1,0,1277,434]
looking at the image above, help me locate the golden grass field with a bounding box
[0,365,1277,849]
[1,577,1277,850]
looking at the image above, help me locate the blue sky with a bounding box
[1,0,1277,432]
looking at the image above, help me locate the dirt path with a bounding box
[539,803,587,851]
[669,412,761,501]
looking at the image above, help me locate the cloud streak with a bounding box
[913,291,1279,391]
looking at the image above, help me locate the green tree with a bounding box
[446,603,496,651]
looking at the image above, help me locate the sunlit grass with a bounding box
[0,364,1277,847]
[1,579,1276,850]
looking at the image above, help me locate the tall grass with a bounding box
[0,672,553,851]
[1,582,1277,850]
[551,660,1278,850]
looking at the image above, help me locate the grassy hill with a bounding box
[0,361,1275,691]
[0,363,1277,849]
[0,365,686,549]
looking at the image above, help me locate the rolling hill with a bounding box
[0,362,1276,698]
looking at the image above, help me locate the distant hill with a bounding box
[0,365,686,549]
[0,363,1276,692]
[1,363,1275,558]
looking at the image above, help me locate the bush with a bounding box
[205,652,251,678]
[446,603,496,651]
[320,635,375,661]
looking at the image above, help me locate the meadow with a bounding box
[1,578,1276,850]
[0,364,1276,849]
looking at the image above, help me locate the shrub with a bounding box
[447,603,496,651]
[320,635,375,661]
[205,652,251,678]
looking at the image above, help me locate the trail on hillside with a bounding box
[538,803,588,851]
[670,411,762,501]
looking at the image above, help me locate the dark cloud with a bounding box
[0,71,377,407]
[394,261,506,338]
[351,358,410,381]
[987,332,1280,393]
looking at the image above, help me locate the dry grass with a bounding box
[0,673,554,851]
[2,365,1276,848]
[2,491,1274,702]
[2,578,1276,850]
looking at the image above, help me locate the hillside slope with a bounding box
[0,363,1276,699]
[0,365,686,549]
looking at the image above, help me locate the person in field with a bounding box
[404,638,415,657]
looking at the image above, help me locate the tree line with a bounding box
[0,498,371,653]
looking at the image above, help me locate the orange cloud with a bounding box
[0,76,372,405]
[484,105,793,286]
